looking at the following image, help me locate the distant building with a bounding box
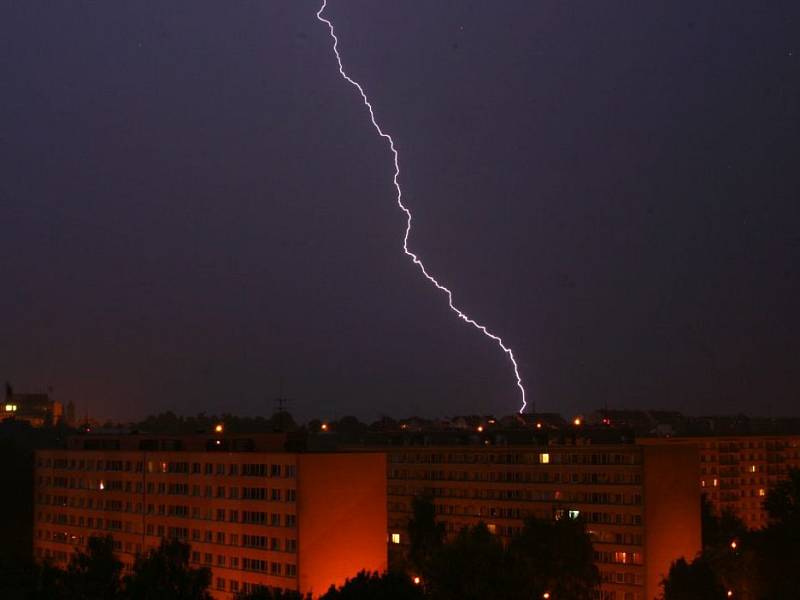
[34,432,386,598]
[3,383,63,427]
[355,428,701,600]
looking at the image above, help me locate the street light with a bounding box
[214,423,224,433]
[542,592,551,599]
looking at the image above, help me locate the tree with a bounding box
[319,571,424,600]
[63,535,124,600]
[701,496,746,551]
[406,496,444,577]
[122,539,212,600]
[662,557,728,600]
[235,586,309,600]
[748,468,800,600]
[507,516,599,600]
[763,468,800,529]
[425,523,510,600]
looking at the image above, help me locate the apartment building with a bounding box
[376,431,700,600]
[639,435,800,529]
[34,433,386,599]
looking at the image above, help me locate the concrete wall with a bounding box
[643,444,701,600]
[298,453,387,597]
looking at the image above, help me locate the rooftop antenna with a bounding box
[273,377,291,432]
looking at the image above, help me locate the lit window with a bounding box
[539,453,550,464]
[713,478,718,487]
[99,481,105,491]
[391,533,401,544]
[568,510,580,520]
[486,523,497,534]
[749,465,757,473]
[4,404,17,412]
[758,488,765,497]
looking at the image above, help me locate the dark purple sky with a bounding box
[1,1,798,421]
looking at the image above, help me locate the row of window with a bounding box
[38,507,297,530]
[389,451,641,466]
[390,484,641,506]
[39,478,297,501]
[594,550,643,566]
[600,569,645,586]
[190,551,297,577]
[38,526,298,554]
[36,532,298,579]
[390,469,642,485]
[40,458,298,479]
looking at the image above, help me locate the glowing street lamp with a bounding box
[413,576,421,585]
[214,423,224,433]
[321,423,329,431]
[542,592,551,599]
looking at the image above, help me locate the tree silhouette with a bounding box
[122,539,211,600]
[406,496,444,578]
[426,523,510,600]
[507,516,599,600]
[319,571,424,600]
[63,535,124,600]
[662,557,728,600]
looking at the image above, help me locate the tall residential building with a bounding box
[639,434,800,529]
[34,433,387,599]
[372,431,700,600]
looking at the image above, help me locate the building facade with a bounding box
[381,435,700,600]
[640,435,800,529]
[34,433,387,598]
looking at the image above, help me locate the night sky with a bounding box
[1,1,798,421]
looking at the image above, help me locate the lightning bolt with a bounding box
[316,0,527,414]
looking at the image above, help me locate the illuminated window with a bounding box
[749,465,757,473]
[539,453,550,464]
[5,404,17,412]
[487,523,497,534]
[758,488,765,497]
[713,478,718,487]
[568,510,580,520]
[391,533,401,544]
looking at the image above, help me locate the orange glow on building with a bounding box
[382,438,700,600]
[34,434,386,599]
[639,434,800,529]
